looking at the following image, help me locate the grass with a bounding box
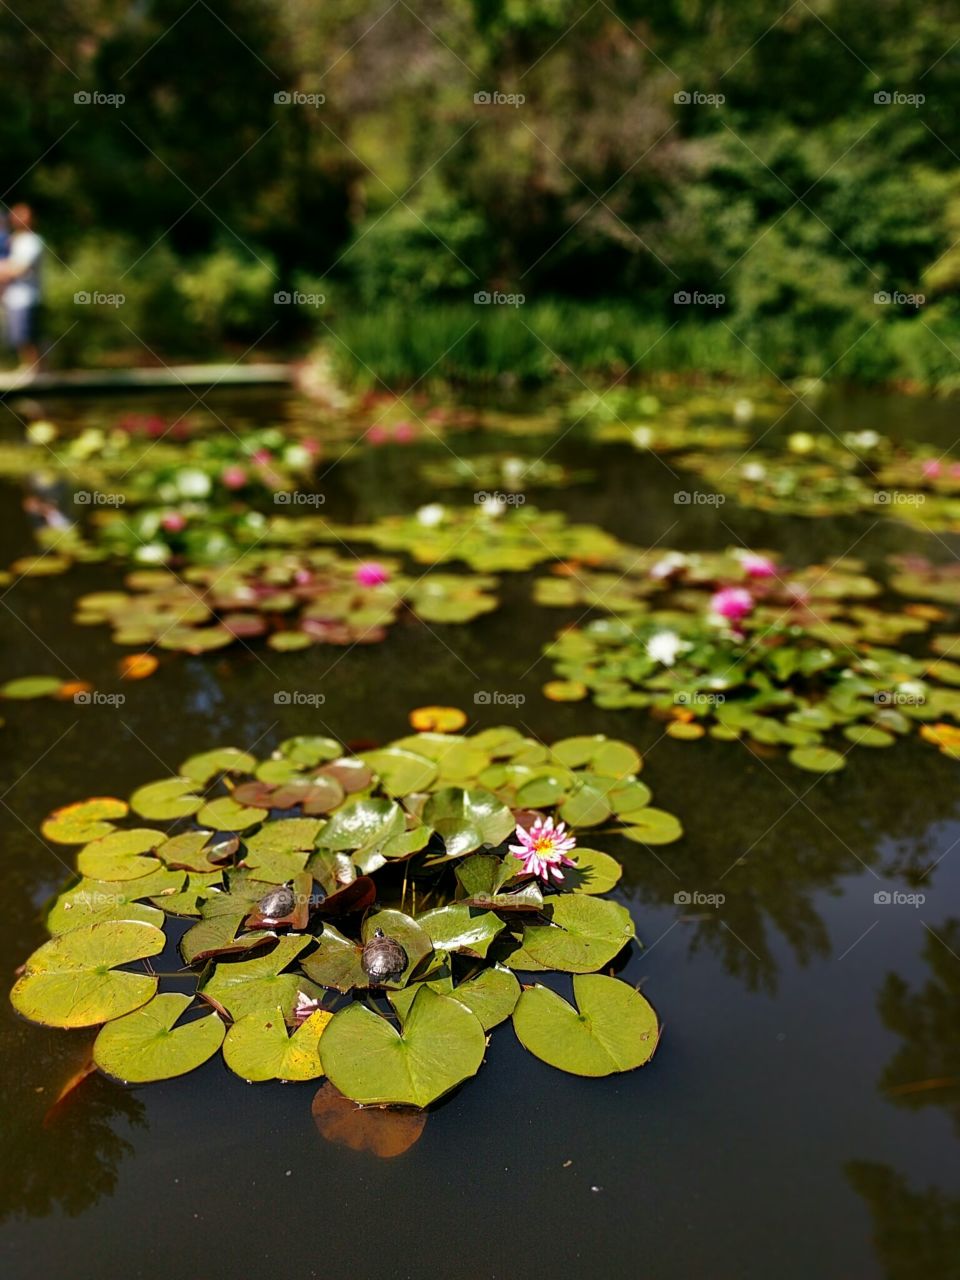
[320,298,960,393]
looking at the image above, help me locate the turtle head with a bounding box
[373,927,385,939]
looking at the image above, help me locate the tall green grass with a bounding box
[322,299,960,392]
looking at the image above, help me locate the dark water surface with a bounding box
[1,385,959,1280]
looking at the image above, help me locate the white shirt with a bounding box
[4,231,43,309]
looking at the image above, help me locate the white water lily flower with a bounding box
[135,543,170,564]
[742,462,767,482]
[646,630,689,666]
[417,502,445,527]
[632,426,654,448]
[649,551,688,580]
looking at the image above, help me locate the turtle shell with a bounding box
[360,928,408,984]
[257,883,296,919]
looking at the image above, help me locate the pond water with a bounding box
[1,385,958,1280]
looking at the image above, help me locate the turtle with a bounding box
[360,928,408,985]
[256,882,296,920]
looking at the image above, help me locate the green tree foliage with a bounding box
[4,1,960,370]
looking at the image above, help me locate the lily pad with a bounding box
[509,896,636,973]
[11,920,164,1027]
[513,975,659,1076]
[223,1007,331,1081]
[320,986,486,1106]
[41,797,129,845]
[199,935,320,1019]
[93,992,225,1082]
[76,828,162,881]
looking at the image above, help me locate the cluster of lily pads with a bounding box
[72,554,498,652]
[538,548,960,772]
[680,430,960,532]
[11,728,678,1107]
[417,454,593,492]
[314,504,623,571]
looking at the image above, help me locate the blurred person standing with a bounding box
[0,204,43,370]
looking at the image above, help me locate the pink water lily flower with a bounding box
[710,586,754,622]
[221,464,248,490]
[509,816,577,882]
[740,553,776,579]
[921,459,942,479]
[160,511,187,533]
[355,560,390,587]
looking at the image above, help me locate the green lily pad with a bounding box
[11,920,164,1027]
[195,796,269,831]
[46,869,184,934]
[93,992,225,1082]
[416,904,505,958]
[76,828,162,881]
[788,745,846,773]
[130,777,203,821]
[362,747,438,795]
[222,1007,331,1081]
[422,787,515,857]
[300,922,367,992]
[244,817,322,855]
[567,847,623,894]
[320,986,486,1106]
[199,935,320,1019]
[509,895,636,973]
[513,974,659,1075]
[179,747,258,784]
[318,797,405,853]
[41,797,129,845]
[390,964,521,1031]
[1,675,65,699]
[179,911,275,965]
[619,807,684,845]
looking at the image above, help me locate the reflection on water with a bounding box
[878,917,960,1135]
[0,1026,145,1223]
[1,384,959,1278]
[847,1162,960,1280]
